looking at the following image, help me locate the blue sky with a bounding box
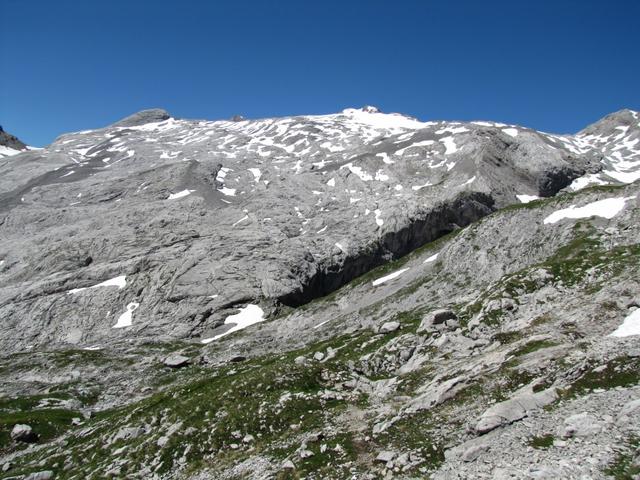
[1,0,639,146]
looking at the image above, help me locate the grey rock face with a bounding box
[0,107,638,355]
[561,412,602,438]
[461,443,490,462]
[110,108,171,128]
[475,388,558,434]
[24,471,54,480]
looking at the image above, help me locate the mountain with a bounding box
[0,126,29,158]
[0,107,639,479]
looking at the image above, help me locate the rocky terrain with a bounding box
[0,107,639,479]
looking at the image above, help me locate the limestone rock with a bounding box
[11,424,38,443]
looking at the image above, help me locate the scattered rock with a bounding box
[242,434,255,444]
[376,450,395,463]
[163,353,190,368]
[282,460,296,470]
[417,309,457,333]
[299,449,314,459]
[461,443,490,462]
[25,471,54,480]
[313,351,325,361]
[11,424,38,443]
[562,412,602,438]
[377,321,400,334]
[476,387,558,434]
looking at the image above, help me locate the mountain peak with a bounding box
[111,108,171,128]
[579,108,639,136]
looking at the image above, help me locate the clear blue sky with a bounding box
[1,0,639,146]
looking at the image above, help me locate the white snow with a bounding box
[423,253,439,264]
[0,145,24,157]
[340,108,428,130]
[440,136,459,155]
[327,178,336,187]
[83,346,102,351]
[605,169,640,184]
[516,194,540,204]
[201,304,265,343]
[335,242,346,253]
[462,175,476,186]
[218,186,237,196]
[232,214,249,226]
[167,189,194,200]
[317,226,328,233]
[568,174,608,191]
[610,308,640,337]
[412,181,432,191]
[341,163,373,181]
[60,170,75,178]
[372,267,410,286]
[248,168,262,182]
[436,126,469,135]
[313,319,331,329]
[375,170,389,181]
[68,275,127,294]
[377,152,395,164]
[112,302,139,329]
[543,197,635,224]
[374,209,384,226]
[502,128,519,138]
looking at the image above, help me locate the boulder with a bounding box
[25,472,53,480]
[11,424,38,443]
[417,309,457,333]
[475,388,557,434]
[163,353,190,368]
[462,443,490,462]
[375,450,395,463]
[377,321,400,334]
[562,412,602,438]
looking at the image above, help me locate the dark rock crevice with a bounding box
[278,192,496,307]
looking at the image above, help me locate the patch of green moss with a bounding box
[511,339,558,358]
[529,434,554,449]
[605,436,640,479]
[0,408,81,451]
[564,356,640,398]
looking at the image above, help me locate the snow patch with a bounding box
[218,187,237,196]
[68,275,127,294]
[516,194,540,204]
[112,302,139,329]
[374,209,384,226]
[423,253,439,264]
[502,128,519,138]
[543,197,635,224]
[167,189,194,200]
[372,268,410,286]
[201,304,265,343]
[610,309,640,337]
[440,136,458,155]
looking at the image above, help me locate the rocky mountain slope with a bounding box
[0,107,639,479]
[0,127,29,159]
